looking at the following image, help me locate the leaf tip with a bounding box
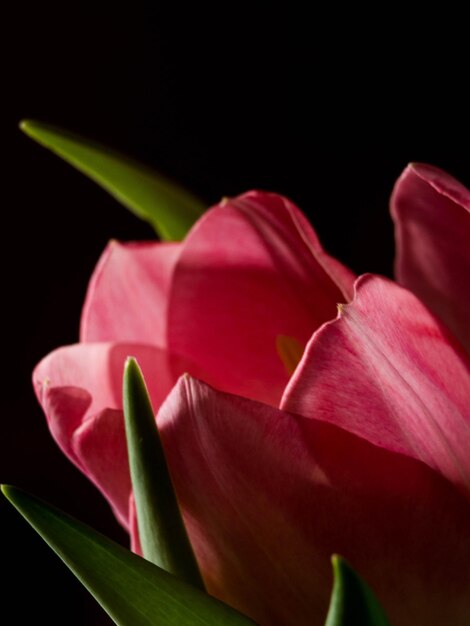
[331,554,360,589]
[1,484,22,508]
[331,553,348,589]
[124,356,143,385]
[331,553,345,570]
[1,483,12,498]
[19,119,40,138]
[125,355,139,368]
[19,119,56,147]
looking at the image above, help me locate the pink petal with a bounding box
[33,342,180,526]
[158,376,470,626]
[80,241,181,346]
[73,408,131,529]
[391,163,470,353]
[167,191,355,406]
[282,274,470,497]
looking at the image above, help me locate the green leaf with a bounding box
[2,485,255,626]
[325,555,390,626]
[19,119,206,240]
[123,358,204,589]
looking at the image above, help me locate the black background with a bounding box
[2,5,469,624]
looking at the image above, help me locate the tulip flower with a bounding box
[33,163,470,625]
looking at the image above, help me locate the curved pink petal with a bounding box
[167,191,355,406]
[282,274,470,497]
[33,342,179,526]
[72,408,130,529]
[158,376,470,626]
[391,163,470,353]
[80,241,181,346]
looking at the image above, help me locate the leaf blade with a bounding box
[2,485,255,626]
[20,119,206,240]
[123,358,203,588]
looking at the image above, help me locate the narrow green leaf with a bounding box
[325,555,390,626]
[19,119,206,240]
[123,358,204,589]
[2,485,255,626]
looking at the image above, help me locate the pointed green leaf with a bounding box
[20,119,206,240]
[325,555,390,626]
[123,358,204,589]
[2,485,255,626]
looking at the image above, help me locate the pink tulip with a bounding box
[34,168,470,625]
